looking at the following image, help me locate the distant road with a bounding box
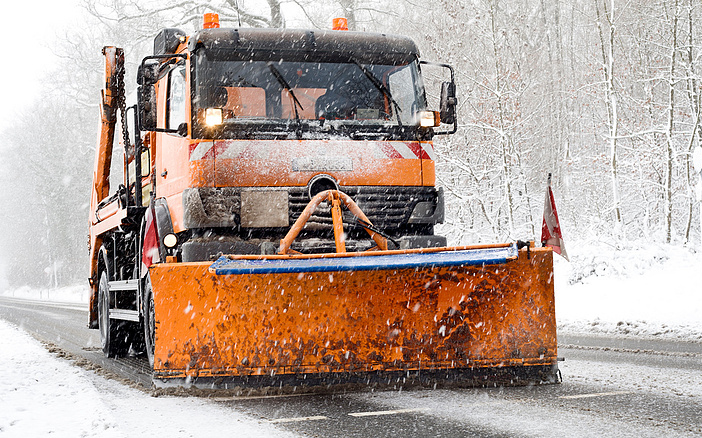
[2,295,701,437]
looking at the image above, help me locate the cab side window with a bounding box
[168,65,187,130]
[387,65,416,124]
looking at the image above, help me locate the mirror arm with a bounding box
[177,122,188,137]
[420,60,455,83]
[440,118,458,136]
[149,127,183,134]
[139,54,187,83]
[420,61,458,135]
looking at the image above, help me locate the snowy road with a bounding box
[1,295,701,437]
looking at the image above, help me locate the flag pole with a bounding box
[541,173,569,261]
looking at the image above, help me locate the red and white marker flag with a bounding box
[541,173,569,261]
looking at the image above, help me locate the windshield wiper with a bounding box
[350,58,403,126]
[267,62,304,139]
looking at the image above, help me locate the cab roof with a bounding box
[181,27,420,64]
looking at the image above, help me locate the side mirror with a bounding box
[137,60,160,131]
[138,85,158,131]
[136,54,187,134]
[440,81,457,125]
[137,60,159,86]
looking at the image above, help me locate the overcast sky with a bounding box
[0,1,81,130]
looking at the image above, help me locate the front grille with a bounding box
[186,186,439,231]
[288,186,437,231]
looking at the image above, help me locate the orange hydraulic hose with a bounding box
[330,192,346,253]
[278,190,388,254]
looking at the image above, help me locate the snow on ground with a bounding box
[0,319,298,438]
[554,240,702,342]
[559,356,702,399]
[0,284,89,303]
[354,383,696,438]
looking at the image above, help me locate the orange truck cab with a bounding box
[146,26,457,261]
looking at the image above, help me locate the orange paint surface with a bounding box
[154,138,435,230]
[148,247,556,380]
[211,140,425,187]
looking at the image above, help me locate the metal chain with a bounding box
[115,51,134,209]
[116,53,131,161]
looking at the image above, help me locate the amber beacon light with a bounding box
[203,13,220,29]
[332,17,348,31]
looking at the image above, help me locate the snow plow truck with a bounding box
[88,14,558,389]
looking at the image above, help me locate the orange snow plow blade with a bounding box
[147,244,558,389]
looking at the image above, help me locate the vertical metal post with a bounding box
[132,105,143,207]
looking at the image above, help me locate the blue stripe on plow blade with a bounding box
[209,245,518,275]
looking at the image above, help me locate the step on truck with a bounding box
[88,14,558,389]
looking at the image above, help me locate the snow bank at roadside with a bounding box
[0,319,297,438]
[0,320,119,437]
[555,240,702,342]
[0,284,89,303]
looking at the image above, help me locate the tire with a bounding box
[98,271,130,357]
[142,274,156,368]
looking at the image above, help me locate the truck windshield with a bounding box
[192,52,427,139]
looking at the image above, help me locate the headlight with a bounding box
[205,108,223,126]
[163,233,178,248]
[419,110,440,128]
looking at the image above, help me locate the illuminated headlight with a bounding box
[419,110,440,128]
[205,108,223,126]
[163,233,178,248]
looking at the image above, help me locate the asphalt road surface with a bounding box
[2,295,701,437]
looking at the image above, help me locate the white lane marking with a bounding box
[348,407,429,417]
[559,391,631,400]
[268,415,328,424]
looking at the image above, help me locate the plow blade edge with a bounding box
[148,245,557,388]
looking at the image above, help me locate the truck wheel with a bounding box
[143,275,156,368]
[98,271,129,357]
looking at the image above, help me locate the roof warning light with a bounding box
[332,17,348,31]
[204,13,220,29]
